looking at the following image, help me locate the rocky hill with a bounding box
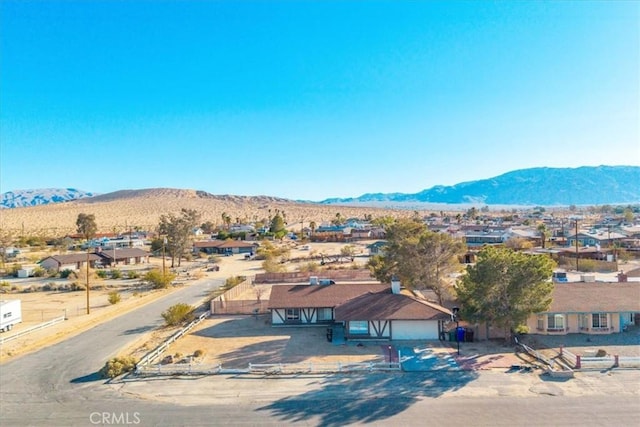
[320,166,640,206]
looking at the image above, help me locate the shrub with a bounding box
[99,356,137,378]
[70,282,85,291]
[110,269,122,279]
[33,267,46,277]
[297,262,320,273]
[108,291,121,305]
[127,270,140,279]
[193,349,205,358]
[144,269,176,289]
[42,282,58,291]
[513,325,529,335]
[161,303,195,326]
[60,269,74,279]
[96,270,108,279]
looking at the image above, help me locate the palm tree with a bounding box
[537,223,549,249]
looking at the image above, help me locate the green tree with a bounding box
[269,212,287,238]
[76,213,97,242]
[371,215,396,229]
[456,246,555,340]
[623,207,634,223]
[309,221,317,235]
[158,209,201,267]
[221,212,231,230]
[368,219,466,305]
[0,229,14,269]
[200,221,216,234]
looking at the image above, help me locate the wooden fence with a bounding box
[210,300,270,315]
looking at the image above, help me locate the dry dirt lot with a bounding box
[162,315,389,368]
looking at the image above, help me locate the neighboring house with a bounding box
[556,246,612,261]
[366,241,387,256]
[566,230,626,249]
[95,247,149,267]
[267,280,452,340]
[39,253,102,272]
[462,227,511,247]
[507,226,540,244]
[350,229,372,239]
[193,240,258,255]
[526,282,640,335]
[315,224,348,233]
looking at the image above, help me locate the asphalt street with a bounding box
[1,275,639,427]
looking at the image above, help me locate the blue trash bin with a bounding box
[457,327,465,342]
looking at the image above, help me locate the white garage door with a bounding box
[392,320,439,340]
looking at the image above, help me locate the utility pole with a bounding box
[575,220,579,272]
[86,247,91,314]
[162,236,167,281]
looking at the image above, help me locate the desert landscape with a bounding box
[0,188,425,236]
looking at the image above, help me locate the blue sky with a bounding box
[1,1,638,201]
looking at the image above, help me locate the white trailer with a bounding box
[0,299,22,332]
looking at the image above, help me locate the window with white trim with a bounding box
[547,314,564,331]
[592,313,608,329]
[349,321,369,335]
[286,308,300,321]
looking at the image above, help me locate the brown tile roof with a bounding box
[335,292,451,321]
[268,283,389,309]
[96,248,149,260]
[545,282,640,313]
[41,253,102,264]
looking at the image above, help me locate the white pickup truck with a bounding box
[0,299,22,332]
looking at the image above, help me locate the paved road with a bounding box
[1,274,639,426]
[0,277,223,425]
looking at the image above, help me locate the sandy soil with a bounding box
[0,189,419,236]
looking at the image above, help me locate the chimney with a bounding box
[391,276,401,294]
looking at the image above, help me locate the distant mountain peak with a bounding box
[1,188,96,208]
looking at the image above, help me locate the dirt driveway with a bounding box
[166,315,389,368]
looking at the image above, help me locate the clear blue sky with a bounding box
[1,1,638,201]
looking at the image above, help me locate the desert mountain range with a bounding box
[1,166,638,236]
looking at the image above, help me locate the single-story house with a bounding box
[95,247,149,267]
[193,240,259,255]
[567,230,626,249]
[268,280,452,341]
[463,229,511,247]
[39,253,102,272]
[526,282,640,335]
